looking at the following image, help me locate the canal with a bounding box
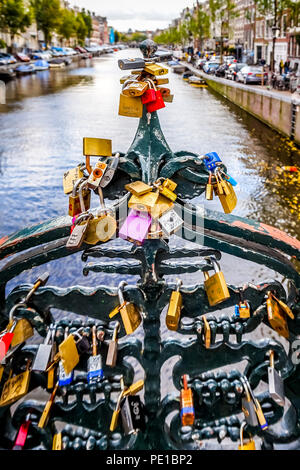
[0,48,299,299]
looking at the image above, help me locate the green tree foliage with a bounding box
[0,0,31,49]
[57,8,76,44]
[130,32,147,42]
[80,9,92,39]
[75,13,88,45]
[30,0,61,47]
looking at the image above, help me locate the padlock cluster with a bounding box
[118,57,172,119]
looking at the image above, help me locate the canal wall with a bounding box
[181,63,300,145]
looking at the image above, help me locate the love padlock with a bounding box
[145,79,165,113]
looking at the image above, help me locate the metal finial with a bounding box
[139,39,158,59]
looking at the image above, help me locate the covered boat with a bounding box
[34,59,49,71]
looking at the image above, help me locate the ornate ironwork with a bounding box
[0,41,300,450]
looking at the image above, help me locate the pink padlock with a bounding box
[13,415,31,449]
[119,209,152,244]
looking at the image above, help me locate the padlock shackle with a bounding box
[78,180,89,213]
[182,374,188,390]
[117,280,128,305]
[175,279,182,292]
[240,421,247,447]
[9,303,27,322]
[269,350,275,368]
[112,322,120,342]
[72,177,86,197]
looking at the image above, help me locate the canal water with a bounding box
[0,49,299,449]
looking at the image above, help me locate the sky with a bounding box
[69,0,196,32]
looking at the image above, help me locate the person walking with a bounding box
[279,59,284,75]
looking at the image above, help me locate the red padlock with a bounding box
[141,78,156,104]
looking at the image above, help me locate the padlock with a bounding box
[83,137,112,176]
[118,58,145,70]
[144,63,168,76]
[242,376,268,430]
[68,177,90,217]
[216,174,237,214]
[66,212,94,250]
[84,188,117,245]
[128,190,159,212]
[13,413,32,450]
[166,279,183,331]
[52,433,62,450]
[109,281,142,335]
[122,79,148,97]
[141,78,157,104]
[120,395,145,435]
[180,375,195,426]
[87,325,103,384]
[32,324,54,371]
[266,291,293,339]
[154,178,177,202]
[157,86,171,97]
[202,316,211,349]
[63,164,85,195]
[163,94,174,103]
[120,74,137,84]
[38,382,59,428]
[203,258,230,306]
[268,350,285,407]
[106,322,120,368]
[57,328,74,387]
[238,422,256,450]
[6,309,33,349]
[57,330,80,376]
[205,173,213,200]
[125,180,153,196]
[0,360,31,407]
[110,377,144,432]
[87,161,108,190]
[118,93,143,118]
[155,77,169,85]
[238,301,251,318]
[47,327,57,390]
[202,152,222,171]
[119,209,152,244]
[145,83,166,113]
[150,194,174,219]
[240,376,259,427]
[159,208,183,237]
[221,171,238,186]
[100,153,120,188]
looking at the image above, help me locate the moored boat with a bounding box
[182,71,194,81]
[0,67,16,82]
[188,75,207,87]
[15,64,36,76]
[49,58,66,69]
[34,59,49,71]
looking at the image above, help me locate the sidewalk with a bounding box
[180,62,300,105]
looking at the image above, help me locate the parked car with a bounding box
[210,55,221,62]
[236,65,268,84]
[225,63,245,81]
[203,61,220,74]
[75,45,87,53]
[0,52,17,64]
[215,63,228,77]
[195,57,207,70]
[15,52,31,62]
[0,54,9,65]
[224,55,236,64]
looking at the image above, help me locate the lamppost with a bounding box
[271,0,280,72]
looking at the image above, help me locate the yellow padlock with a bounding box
[238,422,256,450]
[203,259,230,307]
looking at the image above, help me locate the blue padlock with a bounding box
[234,305,240,318]
[203,152,222,171]
[58,361,74,386]
[223,173,238,186]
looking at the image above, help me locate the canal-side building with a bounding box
[287,27,300,70]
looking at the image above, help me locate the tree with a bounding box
[75,13,88,45]
[114,30,120,43]
[130,32,147,43]
[0,0,31,52]
[30,0,61,47]
[189,5,210,52]
[80,9,92,39]
[57,9,76,45]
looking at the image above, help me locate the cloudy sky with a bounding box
[69,0,196,32]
